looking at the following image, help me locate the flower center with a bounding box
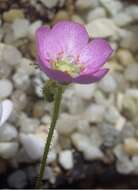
[52,59,84,77]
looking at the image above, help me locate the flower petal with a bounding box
[79,38,113,71]
[73,68,109,84]
[36,26,50,56]
[49,21,89,57]
[36,26,51,66]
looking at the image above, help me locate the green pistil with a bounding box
[53,60,82,77]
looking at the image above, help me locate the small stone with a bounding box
[116,49,135,66]
[125,64,138,82]
[0,99,13,127]
[59,150,74,170]
[11,90,27,111]
[20,133,44,160]
[76,0,99,10]
[53,11,69,24]
[19,113,40,133]
[0,123,17,141]
[3,9,24,22]
[0,142,18,159]
[86,18,119,38]
[84,104,105,123]
[73,84,96,100]
[63,95,85,114]
[0,43,22,66]
[104,106,121,124]
[20,131,57,160]
[116,159,134,174]
[90,127,103,146]
[120,30,138,52]
[113,13,133,27]
[114,116,126,131]
[41,115,51,125]
[114,144,128,161]
[13,71,30,91]
[71,133,103,160]
[100,0,123,16]
[12,19,30,39]
[72,15,84,24]
[98,124,120,147]
[98,74,117,93]
[126,89,138,98]
[0,79,13,98]
[94,90,107,105]
[77,119,90,135]
[47,150,57,164]
[120,122,135,139]
[33,77,43,98]
[8,170,27,189]
[114,144,134,174]
[0,62,12,79]
[43,166,56,184]
[19,58,36,76]
[124,138,138,156]
[122,96,137,119]
[28,20,42,40]
[40,0,58,8]
[32,101,46,118]
[56,113,78,135]
[87,7,106,22]
[125,5,138,21]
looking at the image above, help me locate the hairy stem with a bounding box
[36,85,63,189]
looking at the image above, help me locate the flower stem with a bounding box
[36,85,63,189]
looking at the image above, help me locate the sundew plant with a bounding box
[35,20,113,188]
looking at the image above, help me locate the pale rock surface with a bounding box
[0,80,13,99]
[0,123,17,141]
[71,133,103,160]
[99,74,117,93]
[87,7,106,22]
[12,19,30,39]
[86,18,119,38]
[40,0,59,8]
[59,150,74,170]
[0,142,18,159]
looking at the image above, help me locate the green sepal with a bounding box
[43,80,57,102]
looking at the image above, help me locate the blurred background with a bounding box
[0,0,138,189]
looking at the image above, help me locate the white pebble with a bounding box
[20,133,44,160]
[12,19,30,39]
[99,74,117,93]
[86,18,119,38]
[74,84,96,100]
[84,104,105,123]
[0,79,13,98]
[0,142,18,159]
[40,0,58,8]
[71,133,103,161]
[56,113,78,135]
[0,123,17,141]
[59,150,74,170]
[0,99,13,127]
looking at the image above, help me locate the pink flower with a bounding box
[36,21,113,84]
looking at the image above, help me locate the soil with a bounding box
[0,152,138,189]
